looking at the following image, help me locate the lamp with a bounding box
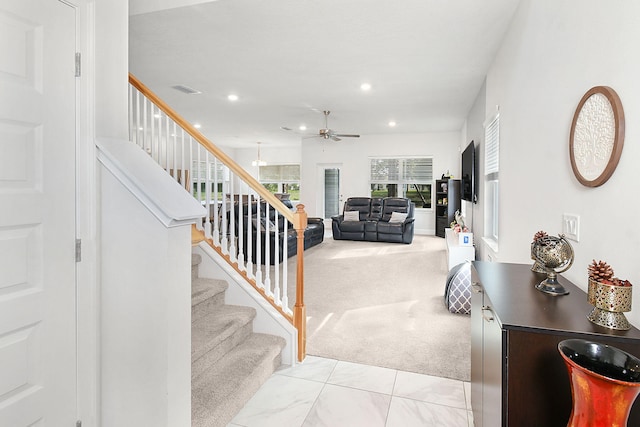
[251,141,267,167]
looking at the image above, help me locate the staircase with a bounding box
[191,253,286,427]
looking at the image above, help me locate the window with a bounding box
[259,164,301,201]
[192,160,227,201]
[484,113,500,244]
[369,157,432,208]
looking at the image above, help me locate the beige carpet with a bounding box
[288,235,471,382]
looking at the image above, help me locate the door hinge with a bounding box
[75,239,82,262]
[75,52,81,77]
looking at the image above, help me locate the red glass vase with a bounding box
[559,339,640,427]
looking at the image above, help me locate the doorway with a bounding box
[320,164,343,219]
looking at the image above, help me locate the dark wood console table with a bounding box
[471,261,640,427]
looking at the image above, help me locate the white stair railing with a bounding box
[128,74,307,360]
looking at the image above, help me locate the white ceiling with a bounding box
[129,0,521,149]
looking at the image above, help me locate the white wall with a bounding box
[461,81,486,255]
[234,145,303,181]
[100,165,193,427]
[479,1,640,325]
[95,0,129,140]
[232,136,461,234]
[300,133,461,233]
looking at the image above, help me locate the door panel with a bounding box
[0,1,77,425]
[321,165,342,219]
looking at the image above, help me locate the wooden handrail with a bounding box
[128,73,294,223]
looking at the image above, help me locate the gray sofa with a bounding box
[331,197,415,244]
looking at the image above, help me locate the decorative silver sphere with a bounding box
[531,234,574,295]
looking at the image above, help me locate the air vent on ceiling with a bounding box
[172,84,201,95]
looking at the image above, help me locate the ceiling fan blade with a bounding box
[334,134,360,138]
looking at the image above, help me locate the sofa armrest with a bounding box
[308,217,324,225]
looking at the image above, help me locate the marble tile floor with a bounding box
[228,356,473,427]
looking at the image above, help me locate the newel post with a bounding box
[292,204,308,362]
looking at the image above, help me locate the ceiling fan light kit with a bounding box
[281,110,361,142]
[317,110,360,142]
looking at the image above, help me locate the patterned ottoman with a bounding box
[444,261,472,315]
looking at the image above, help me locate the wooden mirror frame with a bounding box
[569,86,625,187]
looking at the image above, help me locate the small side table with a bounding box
[444,228,475,270]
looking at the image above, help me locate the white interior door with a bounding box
[0,1,77,425]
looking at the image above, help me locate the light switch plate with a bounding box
[562,213,580,242]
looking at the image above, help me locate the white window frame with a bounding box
[483,112,500,250]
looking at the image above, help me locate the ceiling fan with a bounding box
[312,110,360,142]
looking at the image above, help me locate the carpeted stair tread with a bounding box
[192,333,286,427]
[192,253,202,266]
[192,304,256,375]
[192,277,228,308]
[192,253,203,280]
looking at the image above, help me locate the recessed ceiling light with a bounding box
[194,123,202,129]
[388,121,397,127]
[228,94,239,101]
[360,83,372,91]
[299,125,307,131]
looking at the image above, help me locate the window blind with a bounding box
[485,114,500,176]
[370,158,400,182]
[402,158,433,182]
[370,158,432,182]
[259,164,300,182]
[193,160,226,181]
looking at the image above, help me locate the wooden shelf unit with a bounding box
[435,178,460,238]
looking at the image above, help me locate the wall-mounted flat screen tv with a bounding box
[461,141,476,203]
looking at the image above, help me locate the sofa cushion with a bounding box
[343,197,372,221]
[381,197,411,222]
[340,220,366,233]
[377,221,404,234]
[368,197,384,220]
[343,210,360,221]
[389,211,408,223]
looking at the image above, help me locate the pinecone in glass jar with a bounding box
[533,230,548,242]
[588,259,614,282]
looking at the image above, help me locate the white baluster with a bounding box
[236,185,245,271]
[246,190,254,279]
[228,173,236,261]
[273,208,281,305]
[282,220,290,313]
[255,198,263,287]
[128,85,133,142]
[135,90,141,149]
[264,203,272,297]
[221,168,229,255]
[203,151,212,239]
[142,97,148,153]
[212,157,220,246]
